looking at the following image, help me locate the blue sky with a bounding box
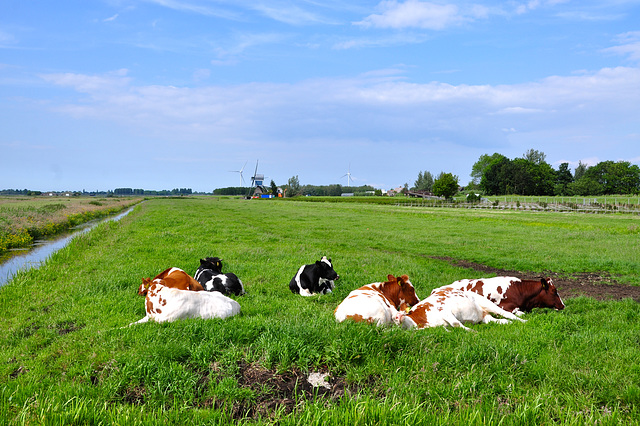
[1,0,639,192]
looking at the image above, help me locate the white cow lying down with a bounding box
[129,281,241,326]
[394,287,525,331]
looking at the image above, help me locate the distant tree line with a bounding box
[213,181,378,197]
[470,150,640,196]
[113,188,193,196]
[0,189,43,196]
[213,187,248,196]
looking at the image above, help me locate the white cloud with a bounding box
[515,0,570,15]
[251,3,331,25]
[142,0,240,20]
[354,1,466,30]
[37,66,640,151]
[603,31,640,62]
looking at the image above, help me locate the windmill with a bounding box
[341,164,355,187]
[229,161,248,187]
[247,160,268,198]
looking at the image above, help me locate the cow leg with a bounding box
[127,316,150,327]
[299,287,314,297]
[441,312,474,332]
[471,294,526,323]
[481,314,511,325]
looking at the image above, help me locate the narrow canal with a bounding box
[0,206,135,287]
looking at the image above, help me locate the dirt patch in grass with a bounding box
[431,256,640,302]
[201,361,368,421]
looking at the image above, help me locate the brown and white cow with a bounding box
[137,267,204,296]
[129,281,241,326]
[431,276,564,315]
[334,274,420,326]
[395,287,525,331]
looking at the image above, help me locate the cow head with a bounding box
[383,274,420,310]
[138,277,153,296]
[537,277,565,310]
[200,257,223,274]
[316,257,339,281]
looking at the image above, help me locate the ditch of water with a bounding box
[0,207,134,288]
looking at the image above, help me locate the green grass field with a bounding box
[1,197,639,425]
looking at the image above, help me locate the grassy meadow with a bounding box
[1,197,639,425]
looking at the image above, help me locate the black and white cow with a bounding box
[289,256,339,296]
[195,257,245,296]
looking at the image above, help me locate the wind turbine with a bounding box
[341,164,354,187]
[229,161,248,186]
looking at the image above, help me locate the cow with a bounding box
[129,281,241,326]
[334,274,420,326]
[394,287,525,331]
[194,257,245,296]
[289,256,339,296]
[137,267,204,296]
[431,276,565,315]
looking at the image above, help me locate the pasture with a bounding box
[1,197,639,425]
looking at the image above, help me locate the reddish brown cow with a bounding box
[431,276,564,315]
[137,267,204,296]
[334,274,420,326]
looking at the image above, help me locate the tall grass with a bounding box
[1,198,639,425]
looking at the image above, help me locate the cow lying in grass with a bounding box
[334,274,420,326]
[289,256,339,296]
[195,257,245,296]
[137,267,203,295]
[431,276,564,315]
[394,287,525,331]
[129,281,241,326]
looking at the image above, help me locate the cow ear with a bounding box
[540,278,548,289]
[387,274,395,283]
[316,261,323,266]
[396,276,404,287]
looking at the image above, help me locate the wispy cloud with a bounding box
[354,1,468,30]
[37,66,640,154]
[0,29,18,48]
[103,14,119,22]
[603,31,640,62]
[251,3,332,25]
[142,0,241,20]
[514,0,570,15]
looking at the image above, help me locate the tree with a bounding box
[574,161,588,180]
[583,161,640,195]
[479,154,510,195]
[413,170,434,192]
[555,163,573,195]
[270,180,278,196]
[523,149,546,165]
[286,175,301,197]
[432,173,459,199]
[471,153,504,186]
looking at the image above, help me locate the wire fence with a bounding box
[396,196,640,215]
